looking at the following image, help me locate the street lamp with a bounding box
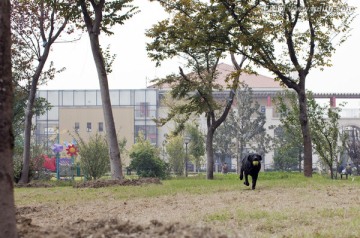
[184,135,191,177]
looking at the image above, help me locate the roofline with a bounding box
[37,89,360,99]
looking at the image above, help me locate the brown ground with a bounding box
[15,178,360,238]
[16,178,229,237]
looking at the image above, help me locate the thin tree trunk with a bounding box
[80,0,123,180]
[238,140,245,174]
[298,86,313,177]
[236,138,239,174]
[298,148,302,173]
[88,34,123,180]
[0,0,18,236]
[206,126,215,179]
[19,47,50,184]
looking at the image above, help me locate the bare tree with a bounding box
[0,0,17,236]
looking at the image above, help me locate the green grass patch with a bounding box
[15,171,360,206]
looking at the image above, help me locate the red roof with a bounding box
[149,63,282,90]
[214,63,281,89]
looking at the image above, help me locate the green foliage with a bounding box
[233,84,268,154]
[214,84,269,171]
[147,0,241,132]
[218,0,356,84]
[272,127,301,171]
[273,90,345,177]
[273,144,300,171]
[217,0,356,177]
[165,135,186,175]
[147,1,246,179]
[75,133,110,180]
[186,124,205,170]
[310,96,346,178]
[213,114,235,162]
[344,126,360,175]
[13,144,52,183]
[100,45,116,74]
[13,155,23,183]
[76,0,139,35]
[129,134,169,179]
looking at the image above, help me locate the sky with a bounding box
[42,0,360,97]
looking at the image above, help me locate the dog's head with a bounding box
[248,154,262,166]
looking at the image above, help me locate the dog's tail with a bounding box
[239,168,243,180]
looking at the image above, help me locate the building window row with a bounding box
[75,122,104,132]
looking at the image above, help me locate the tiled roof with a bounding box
[215,63,281,89]
[148,63,282,90]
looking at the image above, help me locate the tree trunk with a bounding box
[87,34,123,180]
[238,140,245,174]
[19,46,50,184]
[0,0,18,236]
[206,126,215,180]
[298,147,302,173]
[236,138,240,174]
[298,86,313,177]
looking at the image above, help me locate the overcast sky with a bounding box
[42,0,360,98]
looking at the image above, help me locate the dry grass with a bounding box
[15,172,360,237]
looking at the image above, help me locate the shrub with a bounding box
[76,133,110,180]
[129,133,170,179]
[13,155,23,183]
[13,143,52,183]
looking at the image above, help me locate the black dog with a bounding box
[240,153,262,190]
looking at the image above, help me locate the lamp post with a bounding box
[184,135,191,177]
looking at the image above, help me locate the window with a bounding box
[98,122,103,132]
[87,122,92,132]
[136,102,149,118]
[260,106,266,113]
[75,122,80,132]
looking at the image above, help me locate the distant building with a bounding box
[36,63,360,169]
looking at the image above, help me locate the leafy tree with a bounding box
[0,0,17,236]
[165,135,185,176]
[12,0,73,184]
[217,0,356,177]
[186,123,205,172]
[310,97,345,179]
[273,91,304,171]
[344,126,360,175]
[272,126,302,171]
[214,84,269,172]
[233,84,267,172]
[147,0,246,179]
[213,115,234,166]
[274,91,345,178]
[78,0,138,180]
[11,33,53,141]
[129,133,169,179]
[221,87,270,172]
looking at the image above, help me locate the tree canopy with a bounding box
[215,0,356,177]
[147,0,246,179]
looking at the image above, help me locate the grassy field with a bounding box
[15,172,360,237]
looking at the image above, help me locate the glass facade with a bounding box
[35,89,159,148]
